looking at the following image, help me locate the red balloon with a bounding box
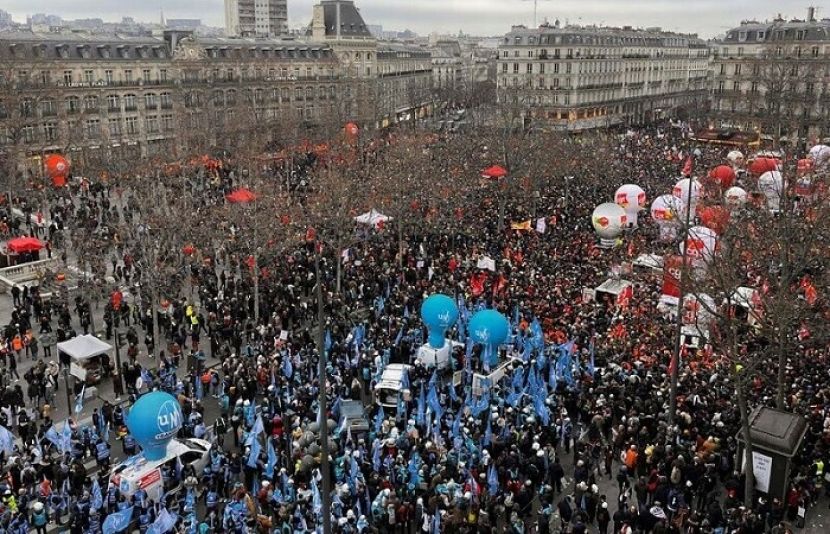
[748,157,779,176]
[44,154,69,181]
[797,158,814,176]
[698,206,730,234]
[708,165,736,189]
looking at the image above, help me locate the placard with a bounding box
[69,362,87,381]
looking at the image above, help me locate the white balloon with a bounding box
[758,171,784,213]
[727,150,745,167]
[615,184,647,227]
[808,144,830,167]
[650,194,684,223]
[680,226,719,262]
[724,186,748,207]
[591,203,627,239]
[673,178,702,204]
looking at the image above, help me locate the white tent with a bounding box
[354,209,391,226]
[57,334,112,360]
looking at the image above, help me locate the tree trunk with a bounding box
[775,330,786,410]
[314,249,332,534]
[736,379,756,509]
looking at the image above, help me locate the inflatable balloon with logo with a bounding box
[420,294,459,349]
[614,184,646,227]
[591,203,627,248]
[126,391,183,461]
[469,309,509,367]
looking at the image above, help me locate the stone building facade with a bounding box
[497,23,710,130]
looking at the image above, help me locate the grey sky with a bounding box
[1,0,815,38]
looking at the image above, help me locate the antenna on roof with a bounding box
[522,0,551,28]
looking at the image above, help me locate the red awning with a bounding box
[7,236,44,253]
[481,165,508,179]
[225,188,257,204]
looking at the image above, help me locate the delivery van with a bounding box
[109,438,211,501]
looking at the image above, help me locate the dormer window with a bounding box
[137,46,149,59]
[56,44,70,59]
[117,46,130,59]
[77,45,91,59]
[98,45,111,59]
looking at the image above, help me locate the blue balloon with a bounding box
[469,310,509,364]
[126,391,183,461]
[420,294,459,349]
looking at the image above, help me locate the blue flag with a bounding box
[324,330,333,353]
[483,414,492,447]
[373,406,385,434]
[59,420,73,454]
[91,479,103,510]
[147,508,178,534]
[265,439,277,479]
[487,464,499,494]
[194,374,203,400]
[74,385,86,414]
[0,425,14,454]
[416,384,426,426]
[282,354,293,379]
[247,438,261,468]
[103,505,134,534]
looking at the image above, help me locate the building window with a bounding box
[63,70,73,85]
[83,70,94,84]
[125,116,138,135]
[108,118,121,136]
[124,70,133,83]
[734,64,741,75]
[502,63,508,73]
[83,95,99,112]
[105,70,114,84]
[22,126,36,143]
[160,92,172,109]
[65,96,80,114]
[107,95,120,111]
[213,91,224,107]
[526,64,532,73]
[160,69,168,82]
[124,94,137,111]
[142,69,151,82]
[84,119,100,138]
[43,122,57,142]
[146,115,159,134]
[145,93,157,109]
[161,114,174,131]
[41,100,56,116]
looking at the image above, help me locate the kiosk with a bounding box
[736,407,807,502]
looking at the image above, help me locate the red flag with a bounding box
[668,352,678,376]
[681,156,693,177]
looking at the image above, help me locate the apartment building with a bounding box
[497,22,709,130]
[225,0,288,38]
[711,8,830,141]
[0,29,340,172]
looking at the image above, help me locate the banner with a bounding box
[661,255,683,303]
[476,256,496,272]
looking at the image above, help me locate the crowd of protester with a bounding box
[0,122,825,534]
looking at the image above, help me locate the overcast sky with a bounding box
[1,0,812,38]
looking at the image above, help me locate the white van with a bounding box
[109,438,211,501]
[373,364,413,408]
